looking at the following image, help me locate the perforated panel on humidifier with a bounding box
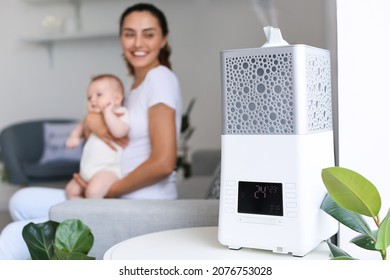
[221,45,332,135]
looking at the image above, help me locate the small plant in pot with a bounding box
[22,219,95,260]
[321,166,390,260]
[176,97,196,178]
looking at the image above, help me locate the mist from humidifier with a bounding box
[250,0,289,47]
[250,0,278,29]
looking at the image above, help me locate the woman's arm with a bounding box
[85,112,129,150]
[105,103,177,198]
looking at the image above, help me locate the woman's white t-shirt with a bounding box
[121,66,182,199]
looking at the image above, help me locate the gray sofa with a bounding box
[0,119,80,185]
[49,149,221,259]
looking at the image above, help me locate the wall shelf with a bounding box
[22,0,102,3]
[22,31,117,67]
[22,30,117,44]
[21,0,116,67]
[21,0,101,31]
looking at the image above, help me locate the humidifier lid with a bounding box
[261,26,289,48]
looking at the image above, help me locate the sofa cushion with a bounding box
[23,160,80,179]
[177,176,214,199]
[205,162,221,199]
[39,122,83,164]
[50,199,220,259]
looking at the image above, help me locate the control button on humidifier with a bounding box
[286,202,297,208]
[226,180,236,186]
[285,183,296,189]
[285,192,296,198]
[225,189,236,196]
[287,212,297,218]
[225,198,234,204]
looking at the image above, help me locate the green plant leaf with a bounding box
[1,168,10,182]
[332,256,357,260]
[350,232,378,251]
[375,209,390,251]
[53,246,95,260]
[321,194,374,238]
[54,219,94,255]
[321,167,381,217]
[22,221,59,260]
[326,240,356,259]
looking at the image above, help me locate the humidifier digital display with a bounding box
[238,181,283,216]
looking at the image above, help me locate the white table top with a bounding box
[104,226,331,260]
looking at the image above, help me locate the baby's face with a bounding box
[87,79,123,113]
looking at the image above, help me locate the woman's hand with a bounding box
[105,180,120,198]
[73,173,88,189]
[85,112,129,150]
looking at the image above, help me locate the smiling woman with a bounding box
[119,3,171,89]
[0,2,182,260]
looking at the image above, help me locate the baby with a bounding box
[65,74,130,199]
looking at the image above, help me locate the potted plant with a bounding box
[176,98,196,178]
[321,166,390,260]
[22,219,95,260]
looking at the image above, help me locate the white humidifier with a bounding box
[218,27,338,257]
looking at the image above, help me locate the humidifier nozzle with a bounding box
[261,26,289,48]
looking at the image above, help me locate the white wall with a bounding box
[337,0,390,259]
[0,0,328,153]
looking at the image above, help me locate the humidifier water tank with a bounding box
[217,30,338,256]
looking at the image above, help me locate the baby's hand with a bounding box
[103,102,115,115]
[66,136,81,148]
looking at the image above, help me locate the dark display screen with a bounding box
[238,181,283,216]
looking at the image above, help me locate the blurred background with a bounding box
[0,0,335,154]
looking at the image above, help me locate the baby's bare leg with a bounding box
[84,171,119,198]
[65,179,84,199]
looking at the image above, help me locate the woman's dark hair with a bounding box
[119,3,172,75]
